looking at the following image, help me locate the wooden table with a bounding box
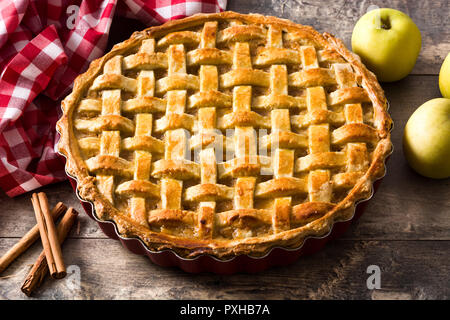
[1,0,449,300]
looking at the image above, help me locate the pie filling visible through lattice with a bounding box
[57,12,392,259]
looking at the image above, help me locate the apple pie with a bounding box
[57,11,392,259]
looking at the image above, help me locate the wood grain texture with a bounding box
[0,0,449,300]
[0,239,448,299]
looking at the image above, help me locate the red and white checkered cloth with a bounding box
[0,0,226,197]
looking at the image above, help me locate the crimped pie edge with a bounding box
[56,11,392,260]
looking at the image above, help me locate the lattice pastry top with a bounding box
[57,12,392,259]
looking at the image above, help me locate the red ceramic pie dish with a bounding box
[58,12,394,274]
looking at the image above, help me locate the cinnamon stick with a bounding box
[31,193,66,279]
[21,207,78,297]
[0,202,67,274]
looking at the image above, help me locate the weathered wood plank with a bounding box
[227,0,449,75]
[0,183,103,239]
[0,239,448,299]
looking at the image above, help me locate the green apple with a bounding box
[439,53,450,98]
[352,8,421,82]
[403,98,450,179]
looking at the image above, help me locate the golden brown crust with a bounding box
[57,11,392,260]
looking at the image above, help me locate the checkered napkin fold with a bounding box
[0,0,226,197]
